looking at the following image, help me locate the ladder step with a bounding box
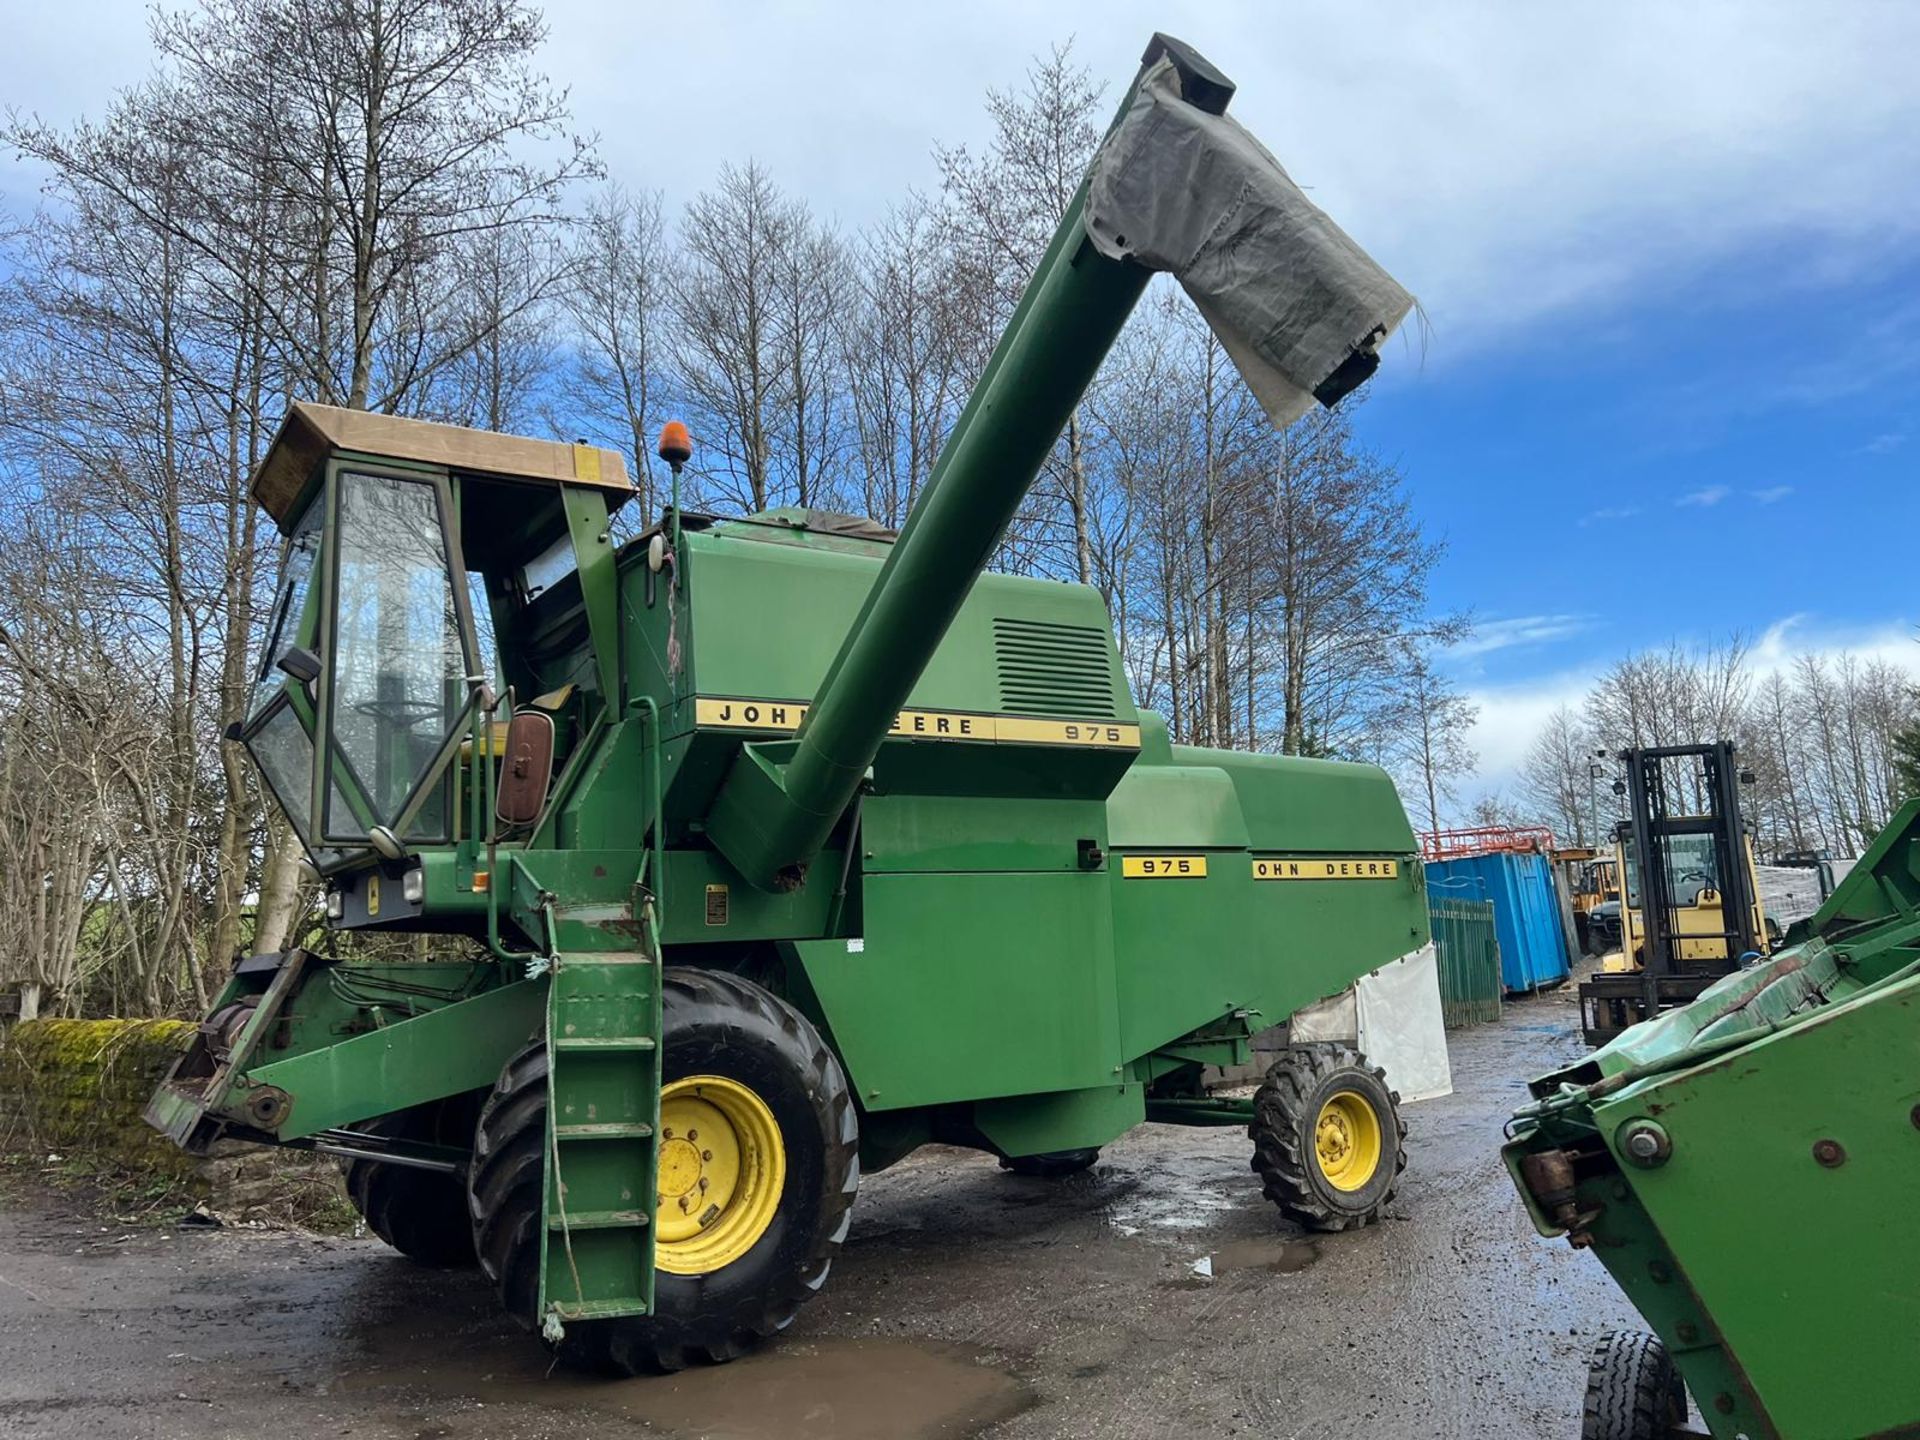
[550,1208,651,1232]
[553,1121,655,1141]
[551,1298,650,1321]
[552,1035,657,1052]
[557,950,653,967]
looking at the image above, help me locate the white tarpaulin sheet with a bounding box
[1290,944,1453,1103]
[1084,56,1415,428]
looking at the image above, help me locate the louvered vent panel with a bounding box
[993,618,1118,718]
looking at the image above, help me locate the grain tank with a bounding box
[150,34,1429,1372]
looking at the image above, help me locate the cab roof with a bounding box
[252,402,633,530]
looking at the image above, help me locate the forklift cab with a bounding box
[1579,742,1769,1046]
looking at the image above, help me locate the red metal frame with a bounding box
[1419,825,1556,862]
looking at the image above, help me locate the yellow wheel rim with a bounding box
[654,1075,786,1276]
[1314,1090,1383,1192]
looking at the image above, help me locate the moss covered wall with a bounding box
[0,1018,349,1224]
[0,1019,200,1181]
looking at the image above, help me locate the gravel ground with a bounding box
[0,987,1642,1440]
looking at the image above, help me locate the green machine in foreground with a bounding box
[1507,799,1920,1438]
[151,35,1427,1372]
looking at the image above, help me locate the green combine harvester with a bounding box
[1507,799,1920,1438]
[150,35,1429,1372]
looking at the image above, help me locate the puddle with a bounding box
[344,1331,1035,1440]
[1161,1237,1319,1290]
[1207,1236,1319,1275]
[1104,1181,1241,1234]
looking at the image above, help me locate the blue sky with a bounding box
[5,0,1916,794]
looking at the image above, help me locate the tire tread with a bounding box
[1248,1042,1407,1231]
[469,966,858,1374]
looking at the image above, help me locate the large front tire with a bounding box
[1249,1043,1405,1231]
[469,967,859,1373]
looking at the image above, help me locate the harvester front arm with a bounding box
[1507,797,1920,1438]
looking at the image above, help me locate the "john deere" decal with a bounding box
[695,697,1140,749]
[1252,858,1400,881]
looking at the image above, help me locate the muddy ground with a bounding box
[0,989,1640,1440]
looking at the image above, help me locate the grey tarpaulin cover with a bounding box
[1085,57,1414,427]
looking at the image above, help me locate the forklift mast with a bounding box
[1622,741,1764,992]
[1579,741,1768,1046]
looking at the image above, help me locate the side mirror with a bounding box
[494,709,556,827]
[276,646,322,685]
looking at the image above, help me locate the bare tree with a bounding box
[432,201,565,433]
[937,42,1105,582]
[560,185,674,521]
[1382,644,1479,835]
[1255,408,1464,757]
[675,162,795,513]
[843,192,967,528]
[2,0,596,1002]
[1519,705,1603,845]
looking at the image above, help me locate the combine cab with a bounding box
[149,34,1430,1371]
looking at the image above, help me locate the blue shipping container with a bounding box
[1423,851,1571,994]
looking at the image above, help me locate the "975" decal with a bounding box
[1121,855,1209,879]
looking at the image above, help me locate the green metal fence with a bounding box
[1431,899,1502,1028]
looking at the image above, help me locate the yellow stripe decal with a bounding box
[694,697,1140,750]
[1122,855,1208,879]
[1254,858,1400,881]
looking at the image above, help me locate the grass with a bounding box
[0,1145,360,1235]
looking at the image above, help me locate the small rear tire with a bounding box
[1582,1330,1689,1439]
[1249,1043,1405,1231]
[999,1148,1099,1178]
[342,1094,483,1267]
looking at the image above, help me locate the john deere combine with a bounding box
[150,35,1429,1372]
[1508,799,1920,1438]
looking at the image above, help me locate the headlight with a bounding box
[324,890,344,921]
[402,867,425,905]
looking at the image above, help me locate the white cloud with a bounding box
[6,2,1919,361]
[1748,614,1920,678]
[1459,614,1920,812]
[1751,485,1794,504]
[1858,431,1907,455]
[1450,614,1599,659]
[1460,667,1597,800]
[1676,485,1732,507]
[1579,505,1641,527]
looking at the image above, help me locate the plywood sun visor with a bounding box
[250,402,633,532]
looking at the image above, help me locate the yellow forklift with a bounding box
[1578,742,1770,1046]
[1554,846,1620,954]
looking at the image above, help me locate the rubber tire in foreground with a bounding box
[469,967,859,1374]
[341,1094,483,1267]
[1582,1330,1689,1440]
[1249,1043,1406,1232]
[999,1148,1100,1178]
